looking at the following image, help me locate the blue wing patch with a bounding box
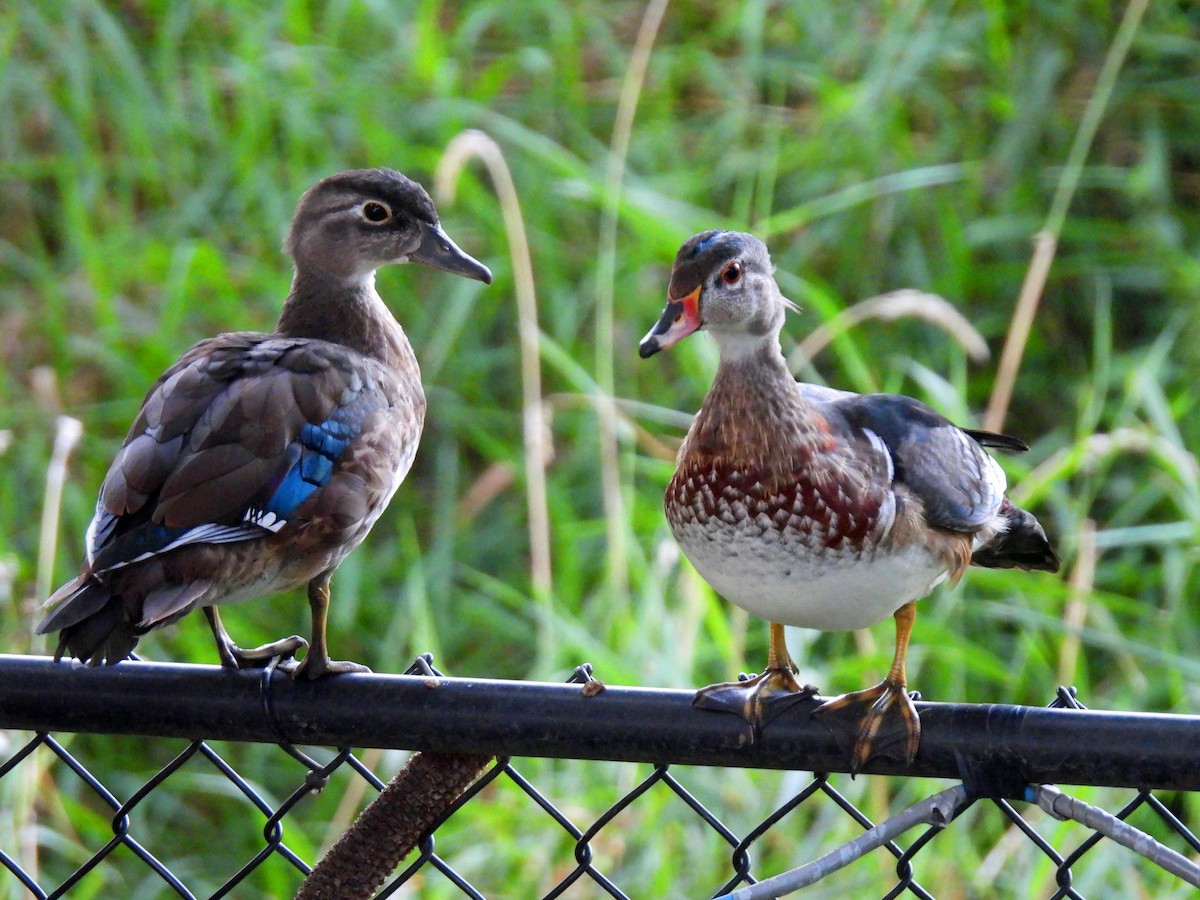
[89,405,364,575]
[254,413,359,523]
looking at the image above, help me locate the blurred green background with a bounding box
[1,0,1199,896]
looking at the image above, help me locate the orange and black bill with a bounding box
[639,285,702,358]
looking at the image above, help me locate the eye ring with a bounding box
[361,201,392,223]
[720,261,743,285]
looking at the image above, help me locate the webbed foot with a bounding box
[694,666,819,740]
[218,634,309,670]
[205,606,308,670]
[282,651,372,680]
[811,677,920,772]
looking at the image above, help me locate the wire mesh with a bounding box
[2,655,1198,899]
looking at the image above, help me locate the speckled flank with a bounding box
[665,348,952,631]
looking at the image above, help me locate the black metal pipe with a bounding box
[2,654,1198,792]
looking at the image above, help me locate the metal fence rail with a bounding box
[2,653,1199,898]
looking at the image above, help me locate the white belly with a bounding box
[673,520,948,631]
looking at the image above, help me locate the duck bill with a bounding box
[639,286,702,358]
[411,221,493,284]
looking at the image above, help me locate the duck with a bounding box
[640,230,1058,770]
[36,167,492,678]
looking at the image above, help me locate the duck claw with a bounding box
[694,667,820,740]
[218,634,309,670]
[283,652,371,680]
[811,678,921,773]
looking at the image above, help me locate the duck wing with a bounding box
[39,332,417,638]
[818,392,1014,533]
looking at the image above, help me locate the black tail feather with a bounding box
[57,602,140,666]
[963,428,1030,454]
[972,500,1059,573]
[37,577,141,665]
[35,577,112,635]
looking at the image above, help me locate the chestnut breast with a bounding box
[662,374,953,629]
[667,367,893,554]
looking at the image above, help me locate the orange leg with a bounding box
[812,601,921,771]
[765,622,797,673]
[694,622,818,737]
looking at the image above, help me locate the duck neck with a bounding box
[709,334,795,400]
[276,268,415,368]
[687,335,815,465]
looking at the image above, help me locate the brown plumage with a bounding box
[36,168,491,677]
[642,230,1058,769]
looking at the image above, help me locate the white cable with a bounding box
[1032,784,1200,887]
[714,784,969,900]
[714,781,1200,899]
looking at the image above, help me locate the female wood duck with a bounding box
[640,230,1058,769]
[36,168,491,678]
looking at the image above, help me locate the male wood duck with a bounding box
[640,230,1058,769]
[36,168,491,678]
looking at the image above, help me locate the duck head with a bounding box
[639,231,790,361]
[285,167,493,286]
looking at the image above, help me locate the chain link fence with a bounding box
[2,652,1199,898]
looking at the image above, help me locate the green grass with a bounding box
[2,0,1200,896]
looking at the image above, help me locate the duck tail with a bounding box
[972,499,1060,573]
[35,576,139,665]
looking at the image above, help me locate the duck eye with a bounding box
[720,261,742,285]
[361,201,391,223]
